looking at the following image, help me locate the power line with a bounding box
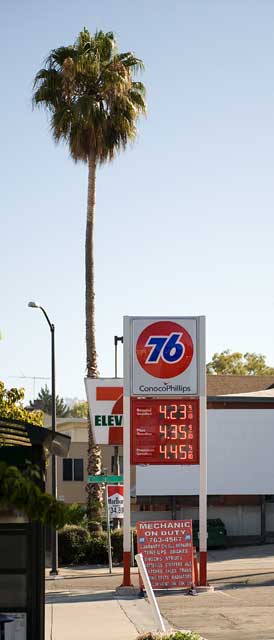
[9,375,50,400]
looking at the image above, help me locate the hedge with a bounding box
[58,526,137,565]
[58,525,90,565]
[136,633,202,640]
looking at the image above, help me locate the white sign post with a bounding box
[198,317,207,586]
[123,315,207,587]
[122,317,131,585]
[135,554,166,632]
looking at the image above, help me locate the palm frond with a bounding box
[46,46,77,69]
[51,106,73,141]
[32,69,63,110]
[132,81,146,97]
[128,90,147,114]
[117,53,145,73]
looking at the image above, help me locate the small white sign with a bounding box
[107,485,124,519]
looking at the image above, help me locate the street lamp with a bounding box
[28,301,58,576]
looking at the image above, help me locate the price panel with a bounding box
[131,397,199,465]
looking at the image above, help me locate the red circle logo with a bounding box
[136,321,194,379]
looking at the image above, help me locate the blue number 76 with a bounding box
[145,333,184,363]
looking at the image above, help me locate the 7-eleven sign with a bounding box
[85,378,123,445]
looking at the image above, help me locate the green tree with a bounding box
[0,381,43,425]
[206,350,274,375]
[0,384,74,527]
[69,401,88,418]
[30,384,70,417]
[33,28,146,524]
[0,462,77,528]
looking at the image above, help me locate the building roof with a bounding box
[0,416,71,456]
[207,375,274,396]
[223,388,274,398]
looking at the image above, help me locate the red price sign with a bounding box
[131,397,199,465]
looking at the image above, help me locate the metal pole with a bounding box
[50,323,58,576]
[28,303,59,575]
[105,485,112,574]
[114,336,118,378]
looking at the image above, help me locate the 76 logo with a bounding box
[136,320,194,379]
[145,333,185,364]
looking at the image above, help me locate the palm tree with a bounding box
[33,28,146,525]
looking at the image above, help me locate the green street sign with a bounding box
[87,474,123,484]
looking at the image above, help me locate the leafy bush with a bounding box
[66,503,87,526]
[163,633,201,640]
[111,527,137,563]
[111,528,123,563]
[136,635,158,640]
[84,534,108,564]
[88,520,103,534]
[58,524,138,567]
[136,633,201,640]
[58,525,89,565]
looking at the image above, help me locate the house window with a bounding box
[63,458,84,481]
[111,456,123,474]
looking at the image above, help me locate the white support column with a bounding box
[122,317,131,585]
[198,316,207,585]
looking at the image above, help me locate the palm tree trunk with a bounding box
[85,151,103,528]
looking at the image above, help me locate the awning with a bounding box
[0,416,70,457]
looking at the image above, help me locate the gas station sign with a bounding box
[122,315,207,588]
[131,317,198,396]
[131,397,199,465]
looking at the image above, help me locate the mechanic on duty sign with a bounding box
[131,317,198,396]
[136,519,193,589]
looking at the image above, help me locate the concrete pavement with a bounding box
[45,544,274,639]
[158,544,274,640]
[45,567,171,639]
[45,594,152,640]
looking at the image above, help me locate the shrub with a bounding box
[111,527,137,564]
[58,525,89,565]
[66,503,87,526]
[88,520,103,534]
[136,633,201,640]
[111,528,123,563]
[84,534,108,565]
[163,632,201,640]
[136,635,158,640]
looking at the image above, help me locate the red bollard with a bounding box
[192,546,199,586]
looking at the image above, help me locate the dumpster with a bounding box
[192,518,227,549]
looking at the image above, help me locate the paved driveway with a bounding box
[157,545,274,640]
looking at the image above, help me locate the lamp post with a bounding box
[28,301,58,575]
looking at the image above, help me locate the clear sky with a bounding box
[1,0,274,404]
